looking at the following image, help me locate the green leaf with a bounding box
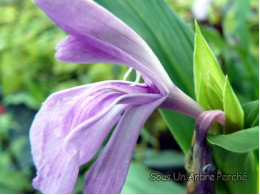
[134,148,184,168]
[207,73,224,110]
[208,126,259,153]
[0,152,31,193]
[223,0,258,101]
[223,76,244,132]
[212,147,257,194]
[0,114,12,139]
[72,175,86,194]
[243,100,259,128]
[194,23,245,133]
[3,93,40,110]
[194,21,225,109]
[159,110,194,153]
[122,162,186,194]
[95,0,196,153]
[223,0,250,51]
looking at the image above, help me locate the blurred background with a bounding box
[0,0,258,193]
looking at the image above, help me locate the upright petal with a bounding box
[54,34,204,117]
[35,0,206,116]
[30,81,162,193]
[84,96,166,193]
[34,0,173,93]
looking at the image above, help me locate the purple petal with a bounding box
[55,34,204,118]
[32,149,79,193]
[31,81,148,166]
[34,0,173,93]
[83,96,166,194]
[195,110,225,146]
[191,110,225,194]
[34,0,205,117]
[30,81,162,193]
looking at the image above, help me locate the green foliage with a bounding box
[194,23,244,133]
[223,76,244,132]
[212,147,257,194]
[194,21,225,110]
[210,98,259,193]
[208,126,259,153]
[243,100,259,128]
[160,111,194,153]
[122,162,186,194]
[0,113,33,193]
[0,1,120,109]
[203,0,259,102]
[134,148,184,169]
[194,23,257,194]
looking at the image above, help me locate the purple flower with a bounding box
[30,0,204,193]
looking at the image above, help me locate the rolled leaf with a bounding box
[194,22,244,133]
[194,21,225,110]
[223,76,244,132]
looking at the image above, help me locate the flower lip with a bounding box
[30,80,167,193]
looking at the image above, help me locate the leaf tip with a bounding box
[223,76,244,132]
[194,20,201,35]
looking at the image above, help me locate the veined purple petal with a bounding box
[33,104,126,194]
[191,110,225,194]
[195,110,225,146]
[31,81,147,167]
[84,96,167,194]
[33,148,79,193]
[34,0,173,94]
[30,80,163,193]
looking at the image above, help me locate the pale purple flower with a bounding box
[30,0,204,193]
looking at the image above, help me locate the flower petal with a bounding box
[30,81,161,193]
[195,110,225,146]
[32,149,79,193]
[84,96,166,193]
[33,104,125,194]
[191,110,225,194]
[34,0,172,93]
[55,35,166,93]
[31,81,147,166]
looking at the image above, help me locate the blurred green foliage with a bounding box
[0,0,258,193]
[0,0,130,109]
